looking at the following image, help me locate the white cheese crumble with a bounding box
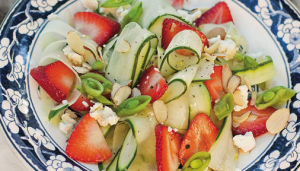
[63,46,83,66]
[90,103,119,126]
[208,36,238,60]
[99,5,131,22]
[59,111,78,134]
[177,9,202,24]
[80,0,98,11]
[233,132,256,152]
[234,85,249,111]
[47,13,59,21]
[116,6,129,22]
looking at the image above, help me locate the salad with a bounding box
[29,0,296,170]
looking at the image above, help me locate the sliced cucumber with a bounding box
[144,48,157,69]
[99,125,115,170]
[100,125,113,138]
[106,149,121,171]
[157,46,165,69]
[117,128,138,171]
[192,57,215,82]
[209,114,236,170]
[160,64,199,103]
[160,30,202,77]
[188,82,211,122]
[165,92,189,130]
[102,36,118,65]
[105,22,157,87]
[42,40,67,57]
[234,56,275,85]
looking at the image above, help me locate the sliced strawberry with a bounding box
[232,103,276,137]
[171,0,184,9]
[139,66,168,103]
[74,12,120,46]
[162,18,209,56]
[70,94,94,111]
[30,61,75,103]
[66,114,112,163]
[195,2,233,27]
[179,114,219,165]
[155,124,182,171]
[204,66,225,102]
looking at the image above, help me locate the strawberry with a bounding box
[179,114,219,165]
[70,94,94,111]
[170,0,184,9]
[30,61,75,103]
[162,18,209,56]
[204,66,225,102]
[74,12,121,46]
[139,66,168,103]
[232,102,276,137]
[195,2,233,27]
[155,124,182,171]
[66,114,112,163]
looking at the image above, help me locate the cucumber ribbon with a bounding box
[255,86,296,109]
[182,152,211,171]
[116,95,151,117]
[214,93,234,120]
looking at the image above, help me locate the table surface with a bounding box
[0,0,300,170]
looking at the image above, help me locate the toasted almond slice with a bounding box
[222,64,232,92]
[250,91,257,106]
[233,111,251,123]
[233,89,246,106]
[247,114,258,122]
[112,86,131,106]
[111,83,122,98]
[213,53,227,58]
[83,49,96,65]
[207,27,226,40]
[131,88,141,97]
[232,121,240,128]
[67,31,85,55]
[266,108,290,134]
[238,148,250,155]
[170,23,177,32]
[227,75,241,94]
[72,66,90,74]
[244,77,252,92]
[204,40,221,54]
[153,100,168,124]
[115,39,131,53]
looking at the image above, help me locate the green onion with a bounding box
[116,95,151,117]
[81,72,113,94]
[214,93,234,120]
[82,78,104,97]
[121,2,143,29]
[182,152,211,171]
[100,0,133,8]
[92,61,103,71]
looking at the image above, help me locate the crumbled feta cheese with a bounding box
[208,35,221,45]
[47,13,59,21]
[177,9,202,24]
[59,111,78,134]
[62,100,68,105]
[100,5,131,22]
[131,88,141,97]
[116,6,129,22]
[63,46,83,66]
[80,0,98,11]
[59,122,74,134]
[218,39,237,61]
[90,103,119,126]
[234,85,249,111]
[233,132,256,152]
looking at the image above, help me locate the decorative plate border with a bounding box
[0,0,299,170]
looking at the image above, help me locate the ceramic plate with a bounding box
[1,0,300,170]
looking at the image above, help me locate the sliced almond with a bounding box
[207,27,226,40]
[247,114,258,122]
[233,89,246,106]
[238,148,250,155]
[170,23,177,32]
[111,83,122,98]
[250,91,257,106]
[232,121,240,128]
[131,88,141,97]
[153,100,168,124]
[112,86,131,106]
[204,40,221,54]
[82,62,92,70]
[115,39,131,53]
[213,53,227,58]
[244,77,252,92]
[222,64,232,92]
[67,31,85,55]
[72,66,90,74]
[233,111,251,123]
[266,108,290,134]
[226,75,241,94]
[83,49,96,65]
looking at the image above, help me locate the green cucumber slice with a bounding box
[188,82,211,122]
[192,57,215,82]
[159,30,202,77]
[209,114,236,170]
[233,56,275,85]
[160,64,199,103]
[106,149,121,171]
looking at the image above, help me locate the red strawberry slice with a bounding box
[70,94,94,111]
[139,66,168,103]
[66,114,112,163]
[179,114,219,165]
[162,18,209,56]
[204,66,225,102]
[74,12,120,46]
[232,102,276,137]
[155,124,182,171]
[30,61,75,103]
[171,0,184,9]
[195,2,233,27]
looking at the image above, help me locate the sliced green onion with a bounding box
[244,56,258,68]
[81,72,112,94]
[101,0,133,8]
[116,95,151,117]
[82,78,104,97]
[182,152,211,171]
[94,95,114,105]
[214,93,234,120]
[92,61,103,71]
[121,2,143,29]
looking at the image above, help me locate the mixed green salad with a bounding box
[30,0,296,170]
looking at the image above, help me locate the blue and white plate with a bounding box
[0,0,300,170]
